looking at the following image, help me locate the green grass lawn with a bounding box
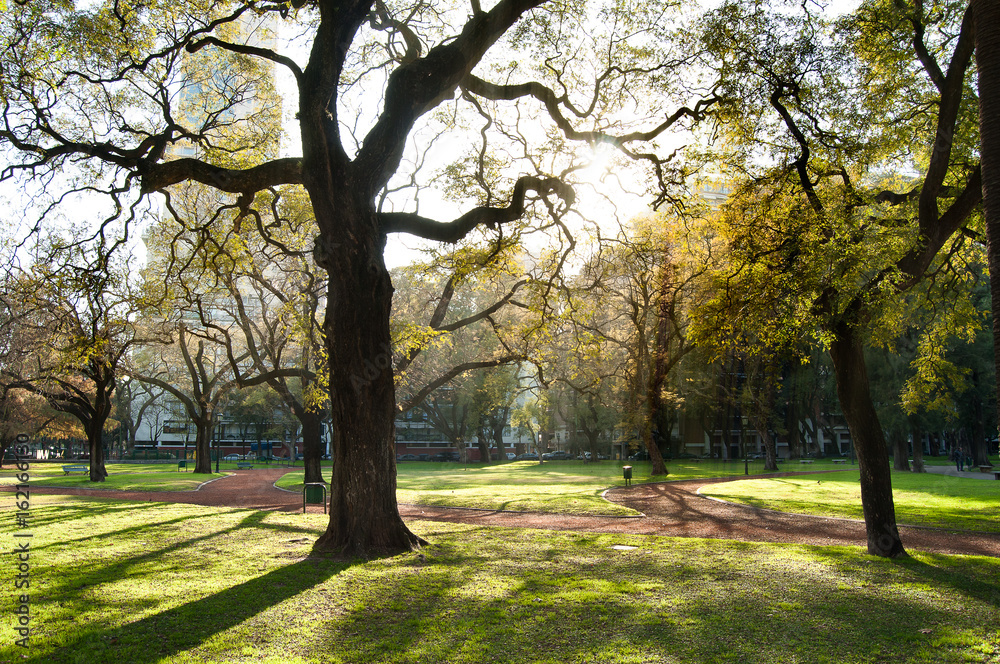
[0,462,226,491]
[1,495,997,664]
[702,469,1000,533]
[276,459,793,516]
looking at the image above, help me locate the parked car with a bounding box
[431,452,460,462]
[223,453,240,460]
[514,452,539,461]
[417,453,430,461]
[629,450,649,461]
[398,454,417,461]
[543,450,575,461]
[506,452,516,460]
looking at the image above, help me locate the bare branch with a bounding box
[380,175,574,241]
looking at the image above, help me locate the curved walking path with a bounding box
[11,469,1000,557]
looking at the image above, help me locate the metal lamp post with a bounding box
[214,418,222,473]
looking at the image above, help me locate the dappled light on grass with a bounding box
[702,471,1000,533]
[277,459,796,517]
[3,497,998,663]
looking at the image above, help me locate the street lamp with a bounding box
[214,418,221,473]
[740,415,749,476]
[117,374,131,460]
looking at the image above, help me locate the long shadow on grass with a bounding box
[809,546,1000,607]
[43,509,323,599]
[1,497,174,533]
[16,500,224,556]
[311,532,1000,663]
[29,556,349,664]
[27,510,347,664]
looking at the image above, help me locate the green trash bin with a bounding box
[303,483,328,514]
[622,465,633,486]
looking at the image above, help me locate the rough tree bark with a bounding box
[829,321,906,558]
[973,0,1000,453]
[300,410,325,484]
[312,225,425,555]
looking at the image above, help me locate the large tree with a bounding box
[1,0,709,554]
[0,234,156,480]
[144,185,329,481]
[562,216,702,474]
[134,323,243,473]
[694,0,981,557]
[973,0,1000,454]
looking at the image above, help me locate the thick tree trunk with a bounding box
[86,419,109,482]
[312,230,424,557]
[585,430,600,461]
[301,411,325,484]
[645,430,668,475]
[86,373,114,481]
[490,413,506,460]
[973,0,1000,451]
[970,370,991,467]
[476,428,492,463]
[829,324,906,558]
[194,417,213,474]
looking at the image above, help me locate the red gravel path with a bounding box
[13,469,1000,557]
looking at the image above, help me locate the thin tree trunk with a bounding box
[786,398,801,460]
[892,433,911,471]
[969,369,990,467]
[910,421,926,472]
[829,323,906,558]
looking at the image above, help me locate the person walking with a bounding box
[953,445,965,472]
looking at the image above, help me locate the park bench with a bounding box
[237,461,254,470]
[977,465,994,474]
[799,459,814,464]
[832,459,847,464]
[62,465,88,475]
